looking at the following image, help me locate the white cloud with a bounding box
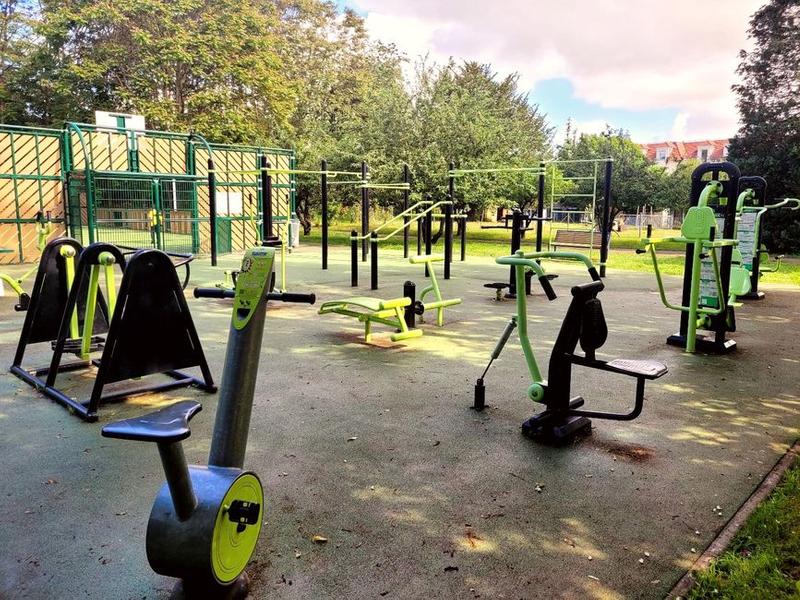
[351,0,762,140]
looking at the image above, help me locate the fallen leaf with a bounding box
[312,535,328,544]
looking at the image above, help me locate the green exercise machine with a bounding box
[474,250,667,443]
[639,162,750,354]
[0,211,53,310]
[318,254,462,343]
[102,247,315,596]
[734,175,799,299]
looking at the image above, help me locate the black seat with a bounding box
[605,359,668,379]
[484,282,510,301]
[101,400,202,443]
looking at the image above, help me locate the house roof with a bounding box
[639,139,730,162]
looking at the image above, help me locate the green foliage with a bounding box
[689,461,800,599]
[7,0,294,139]
[729,0,800,253]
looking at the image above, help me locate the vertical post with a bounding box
[350,230,358,287]
[370,231,378,290]
[403,281,416,330]
[321,159,328,270]
[508,210,522,296]
[424,211,432,277]
[444,202,453,280]
[402,164,410,258]
[259,155,268,243]
[460,214,467,261]
[361,161,368,261]
[264,159,274,241]
[417,213,422,255]
[599,159,612,277]
[536,162,546,253]
[208,158,217,266]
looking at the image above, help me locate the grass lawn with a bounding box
[303,220,800,286]
[687,458,800,599]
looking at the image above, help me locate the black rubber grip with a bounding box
[194,287,234,299]
[538,275,557,301]
[588,267,602,281]
[635,248,646,254]
[267,292,316,304]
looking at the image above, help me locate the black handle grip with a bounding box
[194,287,234,299]
[587,267,602,281]
[635,248,646,254]
[538,275,557,301]
[268,292,316,304]
[194,288,315,305]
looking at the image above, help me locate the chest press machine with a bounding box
[474,251,667,443]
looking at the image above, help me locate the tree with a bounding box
[728,0,800,252]
[8,0,295,140]
[0,0,37,122]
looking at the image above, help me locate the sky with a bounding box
[338,0,765,144]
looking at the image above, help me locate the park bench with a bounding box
[550,229,599,252]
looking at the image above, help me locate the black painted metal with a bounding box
[321,159,328,269]
[599,159,613,277]
[350,230,358,287]
[208,159,217,266]
[403,164,410,258]
[370,231,378,290]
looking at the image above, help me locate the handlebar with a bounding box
[495,250,600,300]
[194,288,316,304]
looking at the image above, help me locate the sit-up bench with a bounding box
[318,296,422,343]
[318,254,461,343]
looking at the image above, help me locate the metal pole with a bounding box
[403,281,416,330]
[370,231,378,290]
[425,212,432,277]
[536,161,545,253]
[460,214,467,261]
[508,210,522,295]
[264,160,274,241]
[259,155,269,243]
[208,260,272,469]
[361,161,368,261]
[350,230,358,287]
[208,158,217,266]
[321,159,328,270]
[599,159,612,277]
[402,164,409,258]
[444,202,453,280]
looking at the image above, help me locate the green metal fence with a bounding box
[0,124,66,265]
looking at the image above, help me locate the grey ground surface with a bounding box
[0,246,798,600]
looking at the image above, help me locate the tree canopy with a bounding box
[728,0,800,252]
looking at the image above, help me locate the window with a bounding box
[698,147,710,161]
[655,147,669,162]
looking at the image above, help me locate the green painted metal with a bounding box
[408,254,462,327]
[639,181,741,353]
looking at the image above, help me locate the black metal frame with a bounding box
[668,161,740,354]
[11,244,216,422]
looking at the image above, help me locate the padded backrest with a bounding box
[681,206,718,240]
[579,298,608,358]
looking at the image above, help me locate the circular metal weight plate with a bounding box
[210,472,264,584]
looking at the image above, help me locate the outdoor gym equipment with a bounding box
[350,198,459,290]
[639,162,745,354]
[481,209,549,299]
[473,250,667,443]
[11,240,215,421]
[102,246,315,596]
[0,211,53,310]
[319,254,461,343]
[733,176,800,299]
